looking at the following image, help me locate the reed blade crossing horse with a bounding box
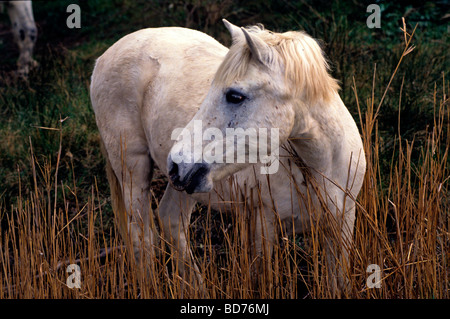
[90,20,366,296]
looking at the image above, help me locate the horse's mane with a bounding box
[214,24,340,103]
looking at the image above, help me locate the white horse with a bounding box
[90,20,366,296]
[1,0,37,77]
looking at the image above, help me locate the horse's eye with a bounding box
[225,90,246,104]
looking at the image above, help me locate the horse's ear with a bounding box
[222,19,242,42]
[241,27,270,66]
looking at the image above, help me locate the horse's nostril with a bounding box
[169,161,179,180]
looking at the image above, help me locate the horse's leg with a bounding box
[7,1,37,77]
[119,151,155,263]
[324,204,356,298]
[158,185,200,284]
[101,128,156,268]
[252,207,277,284]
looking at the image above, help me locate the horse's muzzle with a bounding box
[167,157,211,194]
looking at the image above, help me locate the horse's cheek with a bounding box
[270,105,294,139]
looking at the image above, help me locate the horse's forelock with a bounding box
[214,25,339,103]
[213,40,251,87]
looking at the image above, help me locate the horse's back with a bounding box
[90,27,225,115]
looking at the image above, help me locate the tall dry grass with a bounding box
[0,22,448,299]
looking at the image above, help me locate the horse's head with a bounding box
[167,20,339,193]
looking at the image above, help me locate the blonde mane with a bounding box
[214,25,340,103]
